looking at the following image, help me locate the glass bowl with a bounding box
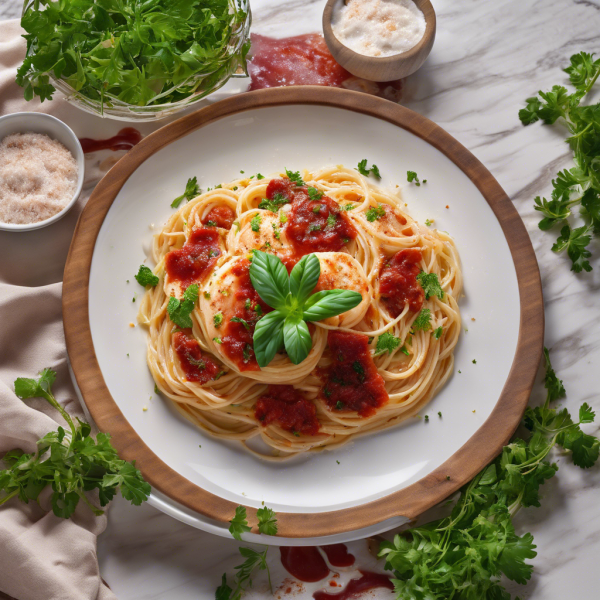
[21,0,251,122]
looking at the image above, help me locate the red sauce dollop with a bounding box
[79,127,142,153]
[313,571,393,600]
[321,544,355,568]
[173,330,220,383]
[254,385,320,436]
[221,259,272,372]
[165,228,221,289]
[248,34,351,90]
[379,249,424,316]
[319,331,388,417]
[264,178,357,257]
[202,206,235,230]
[280,547,330,582]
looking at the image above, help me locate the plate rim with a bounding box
[63,86,544,538]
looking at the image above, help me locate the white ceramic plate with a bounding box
[66,88,542,544]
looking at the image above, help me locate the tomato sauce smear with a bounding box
[318,331,388,417]
[165,227,221,290]
[202,205,236,230]
[379,248,424,316]
[254,385,321,436]
[264,178,357,257]
[221,259,272,372]
[173,330,221,383]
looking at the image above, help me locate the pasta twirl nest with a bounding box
[138,165,462,458]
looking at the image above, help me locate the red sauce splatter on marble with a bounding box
[313,571,393,600]
[379,249,424,316]
[265,178,357,257]
[247,34,403,102]
[221,259,272,372]
[255,385,320,436]
[79,127,142,153]
[321,544,355,568]
[173,330,220,383]
[165,228,221,289]
[280,547,330,583]
[318,331,388,417]
[202,206,236,230]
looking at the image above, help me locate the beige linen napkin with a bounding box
[0,20,116,600]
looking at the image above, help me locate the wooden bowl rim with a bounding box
[63,86,544,539]
[322,0,436,66]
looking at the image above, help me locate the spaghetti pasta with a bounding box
[138,165,462,458]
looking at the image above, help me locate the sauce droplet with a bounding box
[280,547,330,582]
[79,127,142,153]
[321,544,355,568]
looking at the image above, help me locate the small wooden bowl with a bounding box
[322,0,436,82]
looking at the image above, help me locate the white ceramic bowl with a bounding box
[0,112,84,232]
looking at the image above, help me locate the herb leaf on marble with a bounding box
[519,51,600,272]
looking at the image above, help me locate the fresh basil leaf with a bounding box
[249,251,289,310]
[253,311,286,368]
[302,290,363,322]
[282,317,312,365]
[289,254,320,305]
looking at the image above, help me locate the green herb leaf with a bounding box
[250,213,262,233]
[413,308,432,331]
[434,326,443,339]
[302,290,363,322]
[289,254,321,305]
[167,284,199,329]
[256,506,278,536]
[229,505,251,541]
[135,265,159,287]
[375,332,401,355]
[365,204,386,222]
[407,170,422,185]
[249,251,290,310]
[283,316,312,365]
[258,193,289,212]
[417,271,445,300]
[171,177,200,209]
[285,169,304,186]
[307,186,324,201]
[356,159,381,178]
[252,311,286,368]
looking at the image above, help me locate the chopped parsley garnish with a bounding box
[356,159,381,179]
[205,220,218,227]
[352,361,365,382]
[472,359,477,364]
[228,506,251,541]
[280,212,288,223]
[135,265,159,287]
[204,292,211,299]
[424,415,429,422]
[171,177,200,208]
[256,506,278,536]
[308,186,324,201]
[407,171,425,186]
[417,271,445,300]
[425,219,433,226]
[213,337,222,344]
[375,332,401,355]
[244,298,252,310]
[434,326,443,339]
[366,204,386,222]
[167,285,199,329]
[254,304,263,316]
[312,205,321,213]
[342,204,355,211]
[335,401,345,410]
[188,357,206,369]
[258,193,289,212]
[400,345,410,356]
[213,313,224,328]
[250,213,261,232]
[231,316,251,330]
[271,223,281,239]
[326,213,337,228]
[242,344,252,363]
[309,224,321,232]
[413,308,432,332]
[285,169,304,186]
[256,174,265,180]
[343,237,350,244]
[438,411,442,418]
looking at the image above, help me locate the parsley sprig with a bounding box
[167,284,199,329]
[135,265,159,287]
[356,159,381,179]
[171,177,200,209]
[249,252,362,366]
[379,347,599,599]
[0,369,150,519]
[519,51,600,272]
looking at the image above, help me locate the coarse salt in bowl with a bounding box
[0,113,84,232]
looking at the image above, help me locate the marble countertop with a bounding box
[2,0,599,598]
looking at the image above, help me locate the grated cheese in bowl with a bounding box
[0,132,78,225]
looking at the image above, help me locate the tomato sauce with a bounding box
[264,178,357,256]
[165,228,221,290]
[254,385,320,436]
[79,127,142,153]
[280,547,330,582]
[221,259,272,371]
[202,206,235,230]
[321,544,355,568]
[379,249,424,316]
[173,330,221,383]
[313,572,393,600]
[318,331,388,417]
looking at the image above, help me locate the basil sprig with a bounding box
[249,252,362,367]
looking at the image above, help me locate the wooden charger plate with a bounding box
[63,87,543,541]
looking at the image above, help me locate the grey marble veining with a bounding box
[2,0,599,597]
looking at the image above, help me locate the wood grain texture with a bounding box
[63,86,544,538]
[322,0,436,82]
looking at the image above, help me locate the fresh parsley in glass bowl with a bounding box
[18,0,251,122]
